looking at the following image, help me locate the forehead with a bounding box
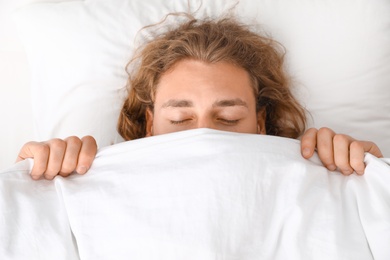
[156,59,255,103]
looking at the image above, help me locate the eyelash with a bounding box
[218,118,240,125]
[170,119,240,125]
[170,120,189,125]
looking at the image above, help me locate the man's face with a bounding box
[146,59,265,136]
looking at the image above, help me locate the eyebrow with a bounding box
[161,98,248,108]
[161,99,194,108]
[212,98,248,108]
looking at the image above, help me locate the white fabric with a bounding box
[11,0,390,157]
[1,129,390,260]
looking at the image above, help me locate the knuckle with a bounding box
[48,138,67,150]
[318,127,334,136]
[305,127,318,136]
[350,140,363,151]
[333,134,349,144]
[82,135,96,143]
[65,136,82,147]
[34,143,50,155]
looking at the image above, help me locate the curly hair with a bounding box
[118,16,306,140]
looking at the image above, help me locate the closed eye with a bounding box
[218,118,240,125]
[170,119,191,125]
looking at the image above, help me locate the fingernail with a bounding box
[342,169,353,175]
[77,166,88,174]
[328,164,336,171]
[303,148,311,157]
[31,175,40,180]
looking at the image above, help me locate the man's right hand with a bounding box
[16,135,97,180]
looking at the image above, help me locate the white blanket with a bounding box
[1,129,390,260]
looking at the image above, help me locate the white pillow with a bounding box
[13,0,390,155]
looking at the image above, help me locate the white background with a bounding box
[0,0,34,169]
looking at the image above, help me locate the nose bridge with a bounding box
[197,115,215,130]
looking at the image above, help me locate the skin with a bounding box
[145,60,265,136]
[16,59,383,180]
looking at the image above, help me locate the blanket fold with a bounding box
[1,129,389,260]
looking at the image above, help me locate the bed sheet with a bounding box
[1,129,389,260]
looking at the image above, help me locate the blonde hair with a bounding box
[118,16,306,140]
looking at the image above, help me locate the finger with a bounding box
[59,136,82,177]
[349,141,366,175]
[362,141,383,158]
[300,128,318,158]
[16,141,41,161]
[316,127,336,171]
[333,134,354,175]
[350,141,383,175]
[75,136,97,174]
[44,139,67,180]
[18,142,50,180]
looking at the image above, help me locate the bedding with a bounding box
[1,129,390,260]
[9,0,390,160]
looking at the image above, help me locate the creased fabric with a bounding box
[1,129,389,260]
